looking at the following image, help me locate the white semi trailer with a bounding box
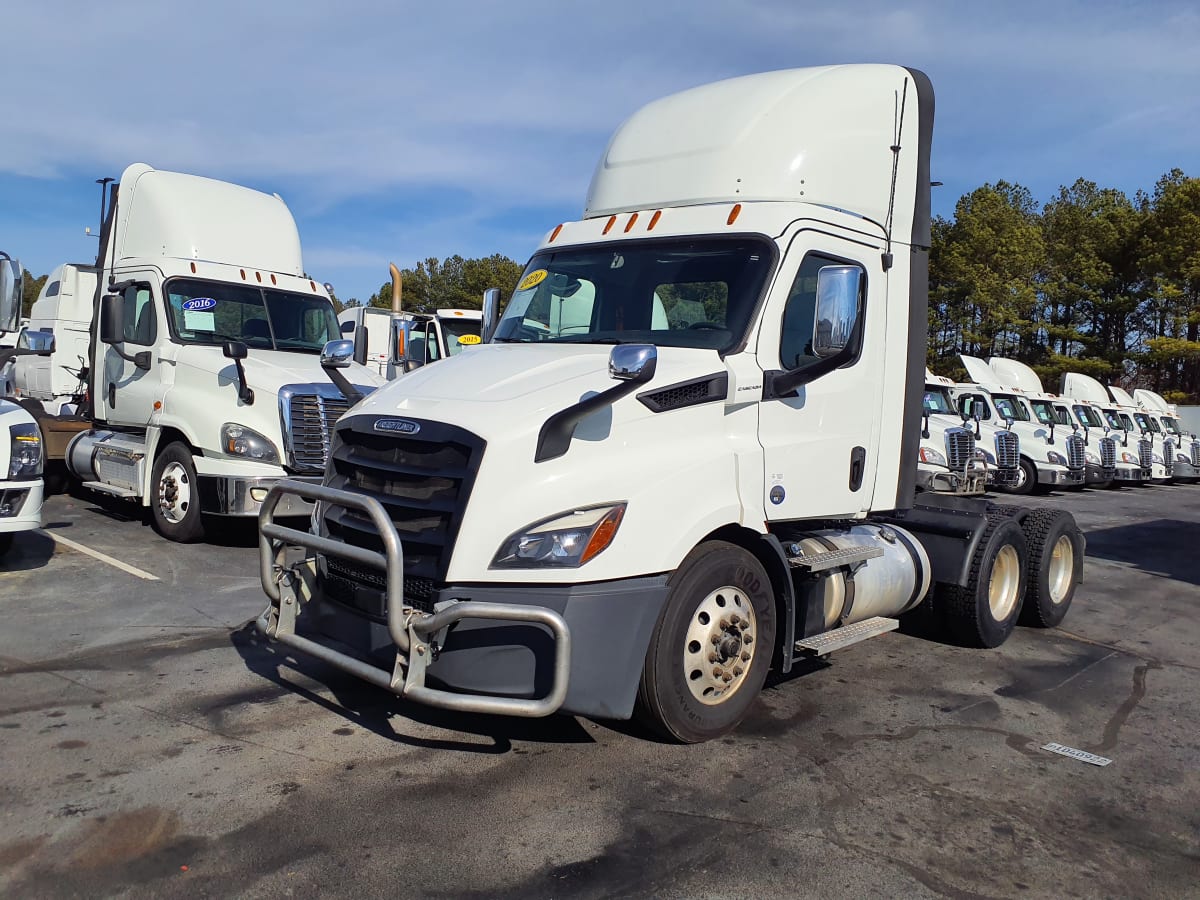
[255,65,1084,742]
[7,165,383,542]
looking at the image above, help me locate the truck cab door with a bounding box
[99,282,161,426]
[756,237,883,520]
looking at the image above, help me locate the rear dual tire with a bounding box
[1017,509,1083,628]
[936,516,1028,648]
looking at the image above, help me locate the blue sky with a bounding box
[1,0,1196,304]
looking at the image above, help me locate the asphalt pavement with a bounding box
[1,482,1197,898]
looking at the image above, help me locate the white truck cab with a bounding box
[1109,385,1174,482]
[9,165,383,542]
[1061,372,1151,483]
[953,356,1085,493]
[1134,388,1199,482]
[918,371,1019,494]
[386,308,482,378]
[255,65,1084,742]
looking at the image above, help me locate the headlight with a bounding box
[975,448,996,464]
[919,446,946,466]
[492,504,626,569]
[1152,452,1164,464]
[221,423,280,463]
[8,423,43,480]
[1120,451,1137,464]
[1047,451,1067,466]
[1178,453,1190,463]
[1085,451,1100,465]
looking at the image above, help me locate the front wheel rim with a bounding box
[988,544,1021,621]
[682,586,757,705]
[158,462,192,524]
[1047,535,1074,604]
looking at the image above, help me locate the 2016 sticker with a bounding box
[518,269,548,291]
[183,297,218,311]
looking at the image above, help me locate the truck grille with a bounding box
[1163,439,1174,475]
[1099,436,1116,470]
[1191,440,1200,467]
[994,431,1019,470]
[1065,434,1085,470]
[1138,438,1153,469]
[280,388,353,473]
[320,415,485,616]
[944,427,974,472]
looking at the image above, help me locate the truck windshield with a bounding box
[1101,408,1124,430]
[1162,416,1182,434]
[165,278,338,352]
[991,394,1030,422]
[1133,413,1161,433]
[922,387,955,414]
[438,316,481,356]
[1073,405,1104,428]
[1029,399,1069,425]
[494,237,774,352]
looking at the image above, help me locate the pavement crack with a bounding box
[1087,660,1159,754]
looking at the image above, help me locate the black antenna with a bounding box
[95,177,113,235]
[881,78,909,272]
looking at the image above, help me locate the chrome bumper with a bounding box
[256,480,572,718]
[198,474,318,516]
[1113,466,1149,482]
[1038,467,1086,486]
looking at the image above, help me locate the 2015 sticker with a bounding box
[182,297,218,311]
[457,334,482,345]
[518,269,548,291]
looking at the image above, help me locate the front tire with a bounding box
[635,541,776,743]
[151,442,206,543]
[1018,509,1083,628]
[935,516,1028,648]
[1003,457,1038,496]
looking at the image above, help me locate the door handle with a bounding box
[849,446,866,491]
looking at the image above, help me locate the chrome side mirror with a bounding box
[609,344,656,383]
[0,254,21,333]
[320,339,354,369]
[23,330,55,354]
[812,265,862,359]
[482,287,501,343]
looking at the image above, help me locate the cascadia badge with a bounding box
[374,417,421,435]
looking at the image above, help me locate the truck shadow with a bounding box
[228,622,597,752]
[2,528,56,571]
[1080,518,1200,586]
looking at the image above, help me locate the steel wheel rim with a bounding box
[683,586,757,705]
[988,544,1021,621]
[158,461,192,524]
[1015,464,1028,489]
[1048,535,1074,604]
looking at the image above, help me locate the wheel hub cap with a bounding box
[988,544,1021,621]
[683,586,757,705]
[1048,535,1074,604]
[158,463,192,524]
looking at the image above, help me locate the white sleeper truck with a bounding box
[10,164,382,541]
[255,65,1084,742]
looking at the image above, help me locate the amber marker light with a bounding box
[549,223,564,242]
[581,505,626,564]
[240,269,246,280]
[190,262,197,273]
[602,215,617,235]
[270,274,277,284]
[624,212,640,233]
[727,203,742,225]
[648,210,662,230]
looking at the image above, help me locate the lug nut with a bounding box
[743,633,753,644]
[713,667,724,678]
[712,635,721,645]
[722,674,733,683]
[708,653,719,663]
[741,651,751,661]
[719,618,730,630]
[730,615,741,626]
[733,667,743,677]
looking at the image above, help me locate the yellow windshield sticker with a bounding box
[458,333,481,345]
[518,269,548,291]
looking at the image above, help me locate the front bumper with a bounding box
[257,480,666,720]
[1171,460,1199,482]
[0,479,43,533]
[197,474,319,516]
[1037,465,1085,487]
[1084,464,1117,485]
[916,461,987,495]
[1113,465,1150,483]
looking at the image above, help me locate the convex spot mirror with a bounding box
[321,339,354,369]
[812,265,862,359]
[0,256,21,334]
[22,330,55,355]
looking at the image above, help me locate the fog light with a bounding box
[250,487,269,502]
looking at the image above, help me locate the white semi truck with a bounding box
[1061,372,1153,483]
[1134,388,1199,482]
[953,356,1086,494]
[7,164,383,542]
[255,65,1084,742]
[918,370,1019,494]
[1109,385,1174,483]
[0,257,46,557]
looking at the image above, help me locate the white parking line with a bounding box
[40,530,160,581]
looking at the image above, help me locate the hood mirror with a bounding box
[320,339,363,404]
[609,344,657,383]
[482,287,501,344]
[0,254,21,334]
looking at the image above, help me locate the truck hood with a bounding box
[175,345,385,398]
[349,343,725,439]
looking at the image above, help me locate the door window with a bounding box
[122,284,157,346]
[779,254,866,373]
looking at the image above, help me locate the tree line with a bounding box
[16,169,1198,402]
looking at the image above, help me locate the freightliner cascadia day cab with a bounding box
[1134,388,1199,482]
[917,370,1019,494]
[1109,385,1174,482]
[256,65,1085,742]
[989,357,1118,488]
[10,164,383,542]
[1061,372,1153,483]
[0,257,46,557]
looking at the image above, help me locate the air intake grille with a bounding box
[282,392,352,472]
[1099,437,1116,470]
[994,431,1019,470]
[1065,434,1085,470]
[944,428,974,472]
[638,374,728,413]
[1163,439,1175,474]
[319,417,485,617]
[1138,439,1153,468]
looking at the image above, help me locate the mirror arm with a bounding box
[231,358,254,404]
[535,380,635,463]
[921,410,930,439]
[107,343,152,371]
[1048,422,1055,445]
[764,350,848,399]
[322,362,362,404]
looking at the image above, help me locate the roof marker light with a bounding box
[240,269,246,280]
[270,273,277,285]
[624,212,639,233]
[549,224,563,243]
[648,210,662,231]
[190,262,196,273]
[310,280,317,292]
[602,215,617,235]
[727,204,742,225]
[256,272,262,283]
